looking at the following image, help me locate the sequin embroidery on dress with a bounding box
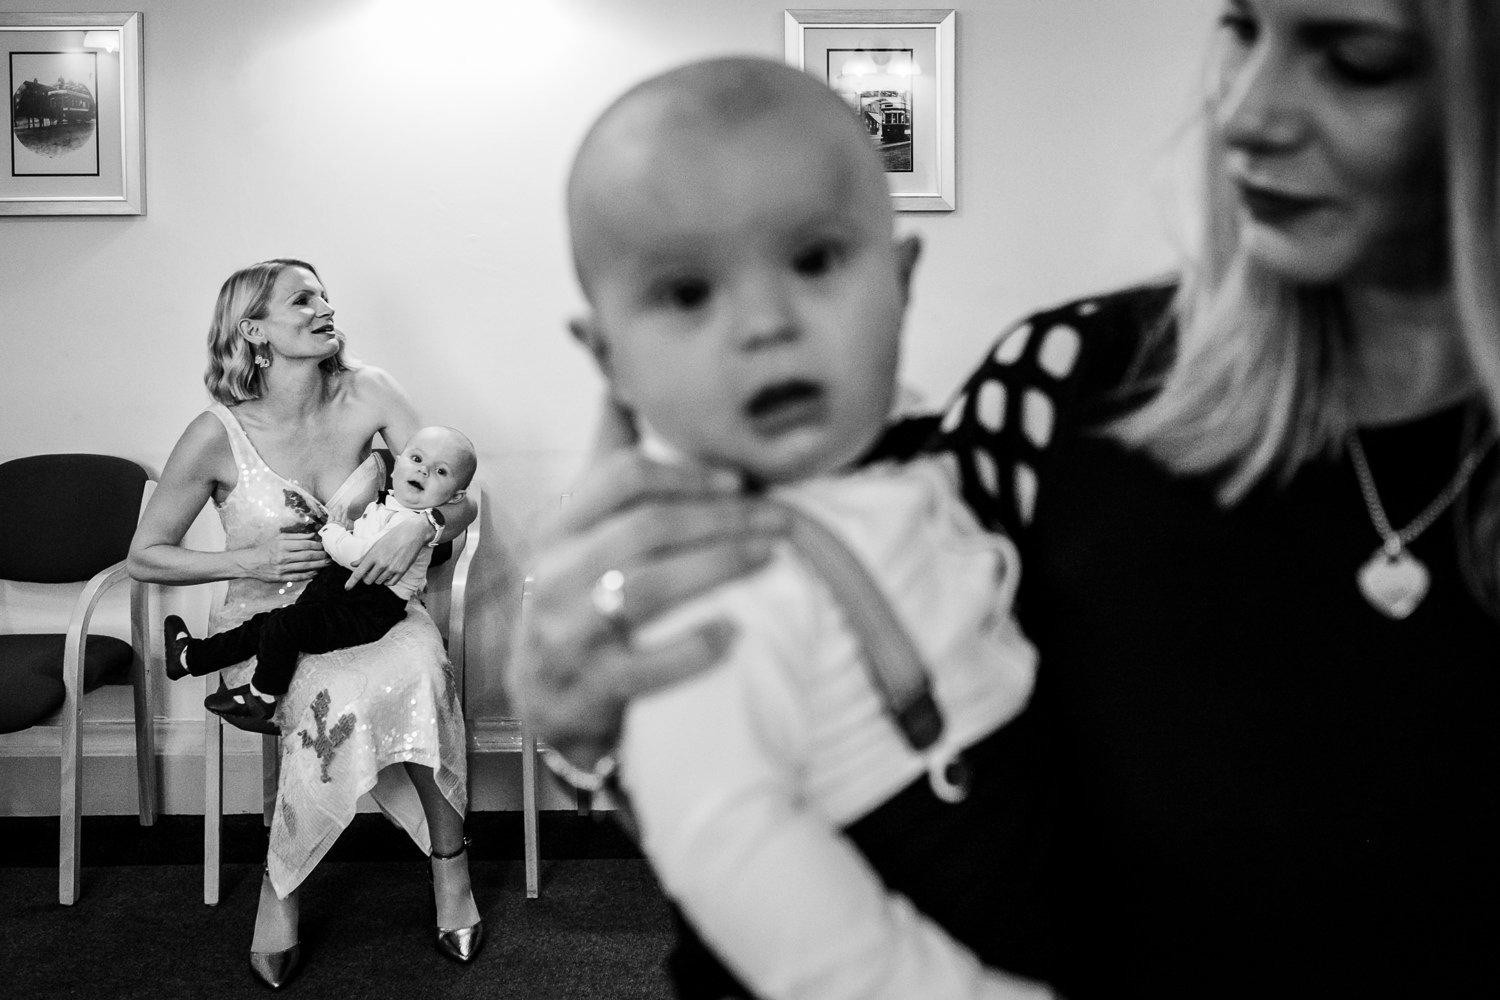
[205,403,468,897]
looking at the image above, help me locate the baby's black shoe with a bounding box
[163,615,193,681]
[204,682,280,735]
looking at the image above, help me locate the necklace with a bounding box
[1347,431,1493,619]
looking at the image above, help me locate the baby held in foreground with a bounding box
[565,56,1051,1000]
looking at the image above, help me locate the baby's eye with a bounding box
[409,452,423,463]
[792,242,843,277]
[654,277,712,311]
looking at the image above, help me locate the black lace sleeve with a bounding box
[912,284,1176,541]
[938,313,1080,539]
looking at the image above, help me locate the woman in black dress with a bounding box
[511,1,1500,995]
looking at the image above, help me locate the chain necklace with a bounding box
[1347,431,1494,619]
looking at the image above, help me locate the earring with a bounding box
[253,352,271,370]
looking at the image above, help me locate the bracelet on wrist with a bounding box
[422,507,445,548]
[542,748,618,794]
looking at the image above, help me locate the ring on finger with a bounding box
[591,569,631,643]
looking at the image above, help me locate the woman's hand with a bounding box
[344,514,431,588]
[237,527,332,584]
[508,448,791,769]
[130,410,290,587]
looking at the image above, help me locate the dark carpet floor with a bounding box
[2,812,675,1000]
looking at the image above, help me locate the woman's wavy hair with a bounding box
[1443,0,1500,611]
[1108,0,1500,612]
[205,258,354,405]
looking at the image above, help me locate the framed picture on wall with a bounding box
[1,12,144,216]
[784,8,955,212]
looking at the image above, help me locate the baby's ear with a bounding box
[446,488,467,505]
[568,315,612,377]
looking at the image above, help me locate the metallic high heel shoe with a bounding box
[250,865,302,989]
[249,944,303,990]
[431,840,484,963]
[436,922,484,964]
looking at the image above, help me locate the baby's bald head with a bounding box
[567,56,890,297]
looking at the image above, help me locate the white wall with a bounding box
[0,0,1217,812]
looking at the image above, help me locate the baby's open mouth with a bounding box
[746,379,827,436]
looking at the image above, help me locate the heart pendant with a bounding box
[1356,547,1430,620]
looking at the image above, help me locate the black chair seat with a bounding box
[0,633,134,734]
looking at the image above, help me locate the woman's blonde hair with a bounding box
[1110,0,1499,608]
[1444,0,1500,609]
[204,258,354,405]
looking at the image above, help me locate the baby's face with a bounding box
[574,109,913,485]
[391,428,470,509]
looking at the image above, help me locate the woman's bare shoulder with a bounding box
[176,408,232,459]
[334,364,419,446]
[340,362,402,396]
[159,408,235,490]
[337,363,413,412]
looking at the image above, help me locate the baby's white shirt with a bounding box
[619,455,1044,1000]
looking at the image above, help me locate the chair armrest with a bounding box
[60,560,133,706]
[446,487,481,706]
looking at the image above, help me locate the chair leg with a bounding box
[204,705,223,906]
[59,675,84,906]
[57,561,146,903]
[261,734,279,828]
[522,727,540,899]
[130,581,158,826]
[132,679,160,826]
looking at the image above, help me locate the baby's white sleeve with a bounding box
[619,586,1053,1000]
[318,503,379,568]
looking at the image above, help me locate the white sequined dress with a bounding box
[206,403,467,898]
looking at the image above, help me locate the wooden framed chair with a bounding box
[0,453,159,904]
[518,574,543,898]
[513,491,598,900]
[202,481,482,904]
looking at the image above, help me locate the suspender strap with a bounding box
[769,498,946,753]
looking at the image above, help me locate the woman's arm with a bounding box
[127,412,330,586]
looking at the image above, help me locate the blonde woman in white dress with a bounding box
[129,258,483,989]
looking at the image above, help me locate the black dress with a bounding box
[936,284,1500,998]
